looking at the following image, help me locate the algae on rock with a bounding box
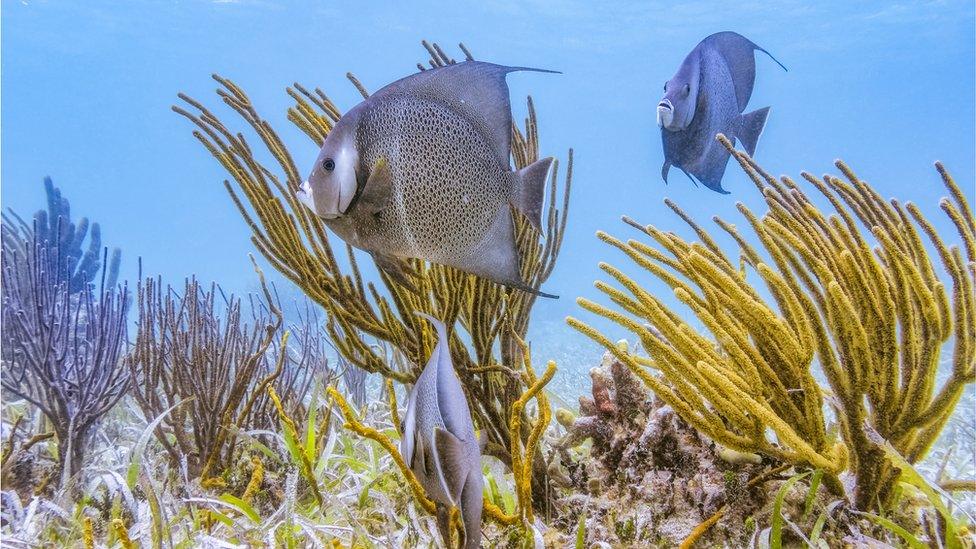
[569,135,975,513]
[557,348,785,547]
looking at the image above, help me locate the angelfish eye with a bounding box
[323,158,336,172]
[683,83,690,95]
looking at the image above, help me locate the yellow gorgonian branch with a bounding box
[83,517,94,549]
[508,331,556,526]
[326,386,436,515]
[569,134,975,511]
[386,378,401,434]
[112,519,135,549]
[242,455,264,503]
[268,385,324,507]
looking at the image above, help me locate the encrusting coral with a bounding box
[557,346,800,546]
[568,134,975,516]
[174,40,572,509]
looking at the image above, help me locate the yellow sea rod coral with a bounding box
[568,134,975,511]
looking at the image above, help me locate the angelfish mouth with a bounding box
[295,180,340,219]
[656,101,674,129]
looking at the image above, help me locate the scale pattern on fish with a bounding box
[297,61,558,297]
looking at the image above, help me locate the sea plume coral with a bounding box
[174,41,572,507]
[568,135,975,513]
[125,264,325,481]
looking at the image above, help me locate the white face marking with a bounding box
[334,143,358,214]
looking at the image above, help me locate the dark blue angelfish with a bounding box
[657,31,787,194]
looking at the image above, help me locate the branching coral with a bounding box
[126,262,326,480]
[1,222,129,489]
[174,41,572,506]
[568,135,975,512]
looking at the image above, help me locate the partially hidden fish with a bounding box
[296,60,558,297]
[400,313,484,548]
[657,31,787,193]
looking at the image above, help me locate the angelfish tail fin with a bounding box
[736,107,770,157]
[512,156,553,232]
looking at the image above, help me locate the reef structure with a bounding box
[569,134,975,517]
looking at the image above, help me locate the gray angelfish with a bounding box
[657,31,787,194]
[400,313,484,549]
[296,60,558,297]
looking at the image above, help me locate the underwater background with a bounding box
[4,1,975,392]
[2,1,976,547]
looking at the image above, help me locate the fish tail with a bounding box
[512,157,554,231]
[736,107,770,157]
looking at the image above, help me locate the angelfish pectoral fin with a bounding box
[357,156,393,214]
[432,427,470,506]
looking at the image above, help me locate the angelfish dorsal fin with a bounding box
[432,427,469,506]
[375,61,558,167]
[703,32,785,112]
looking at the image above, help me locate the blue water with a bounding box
[3,1,974,382]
